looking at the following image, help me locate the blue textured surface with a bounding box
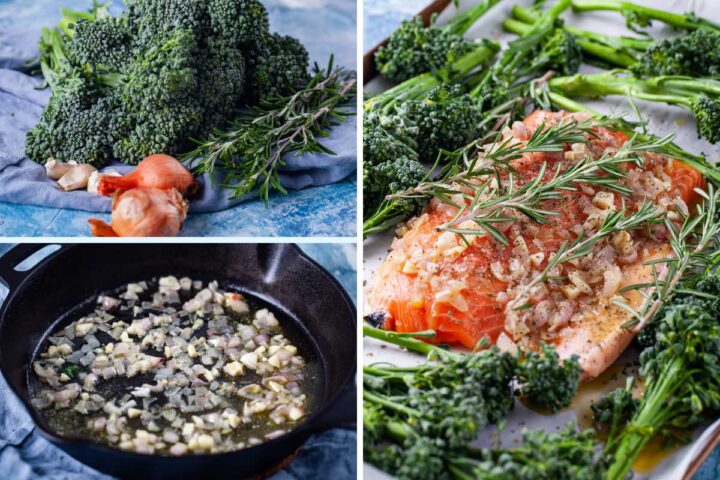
[0,0,358,237]
[364,1,720,478]
[0,177,357,237]
[0,243,357,479]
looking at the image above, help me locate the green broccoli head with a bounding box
[27,0,309,166]
[26,75,117,165]
[403,84,481,163]
[208,0,269,46]
[592,378,638,434]
[631,29,720,78]
[120,28,199,107]
[375,16,476,84]
[245,33,309,100]
[127,0,209,42]
[197,38,246,126]
[69,17,133,69]
[516,342,582,412]
[112,102,203,163]
[692,95,720,144]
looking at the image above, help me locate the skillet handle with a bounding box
[313,379,357,431]
[0,244,63,291]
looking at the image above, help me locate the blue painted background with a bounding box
[0,0,358,238]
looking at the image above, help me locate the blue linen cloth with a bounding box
[0,0,357,213]
[0,243,357,479]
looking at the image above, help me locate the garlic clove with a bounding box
[45,158,77,180]
[88,169,122,195]
[58,165,98,192]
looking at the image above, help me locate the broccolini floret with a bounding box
[591,377,638,441]
[403,85,481,163]
[362,112,419,167]
[631,29,720,77]
[363,157,427,232]
[375,0,501,83]
[516,342,582,412]
[465,423,608,479]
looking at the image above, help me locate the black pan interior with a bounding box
[28,277,327,425]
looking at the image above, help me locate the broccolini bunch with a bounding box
[598,272,720,480]
[26,0,309,165]
[363,326,586,480]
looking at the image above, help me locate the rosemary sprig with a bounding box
[506,200,665,314]
[439,132,675,245]
[392,118,603,202]
[181,56,357,204]
[615,184,720,329]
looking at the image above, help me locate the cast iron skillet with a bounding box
[0,243,356,480]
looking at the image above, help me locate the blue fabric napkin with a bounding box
[0,0,357,213]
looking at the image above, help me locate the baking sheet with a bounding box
[362,0,720,478]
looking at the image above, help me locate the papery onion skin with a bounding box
[97,155,198,197]
[89,188,188,237]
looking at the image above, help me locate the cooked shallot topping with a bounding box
[30,277,309,455]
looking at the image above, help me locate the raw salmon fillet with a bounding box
[366,110,706,377]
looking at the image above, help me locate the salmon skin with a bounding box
[366,110,706,377]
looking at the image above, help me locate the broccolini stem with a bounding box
[470,0,572,98]
[604,358,686,480]
[549,73,692,107]
[512,5,651,52]
[364,41,499,112]
[363,390,420,417]
[363,324,438,355]
[571,0,720,31]
[446,0,502,36]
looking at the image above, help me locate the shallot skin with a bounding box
[97,154,198,197]
[89,188,188,237]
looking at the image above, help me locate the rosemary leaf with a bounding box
[182,56,357,204]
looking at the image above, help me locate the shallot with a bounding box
[97,154,198,196]
[88,188,188,237]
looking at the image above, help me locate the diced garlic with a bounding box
[592,191,615,210]
[560,284,581,300]
[223,361,244,377]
